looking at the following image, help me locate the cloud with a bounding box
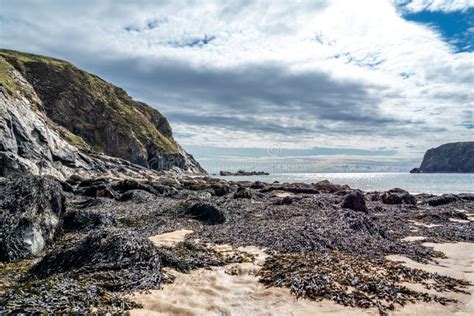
[397,0,474,12]
[0,0,472,160]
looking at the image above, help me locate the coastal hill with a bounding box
[0,49,204,178]
[411,142,474,173]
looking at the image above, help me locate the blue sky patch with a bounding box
[402,8,474,53]
[167,34,216,48]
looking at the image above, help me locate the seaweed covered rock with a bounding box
[425,194,458,207]
[31,230,162,291]
[381,188,416,205]
[313,180,350,193]
[181,203,226,225]
[234,187,253,199]
[341,191,367,213]
[118,189,157,203]
[0,175,65,262]
[61,210,114,232]
[212,183,230,196]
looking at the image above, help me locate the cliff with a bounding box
[410,142,474,173]
[0,49,205,178]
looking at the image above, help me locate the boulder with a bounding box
[342,191,368,213]
[313,180,350,193]
[212,183,230,196]
[234,187,253,199]
[425,194,458,207]
[62,210,114,232]
[118,189,157,203]
[0,175,65,262]
[181,203,226,225]
[251,181,266,189]
[381,188,416,205]
[31,230,162,291]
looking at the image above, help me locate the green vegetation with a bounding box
[0,49,70,67]
[0,57,22,98]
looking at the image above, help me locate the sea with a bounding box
[214,173,474,195]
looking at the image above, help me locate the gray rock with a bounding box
[342,191,368,213]
[234,186,253,199]
[0,175,65,262]
[381,188,416,205]
[181,203,226,225]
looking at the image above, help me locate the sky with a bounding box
[1,0,473,172]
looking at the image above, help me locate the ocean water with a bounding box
[215,173,474,194]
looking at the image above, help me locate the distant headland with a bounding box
[411,142,474,173]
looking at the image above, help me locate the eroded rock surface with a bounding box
[0,175,65,261]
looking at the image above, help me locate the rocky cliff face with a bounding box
[0,49,205,179]
[411,142,474,173]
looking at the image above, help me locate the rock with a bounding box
[274,196,302,205]
[313,180,350,193]
[212,184,230,196]
[459,193,474,201]
[234,186,253,199]
[412,142,474,173]
[111,179,157,194]
[118,189,157,203]
[181,203,226,225]
[220,170,269,176]
[381,188,416,205]
[251,181,266,189]
[0,175,65,262]
[31,230,162,291]
[81,184,118,199]
[425,194,458,206]
[342,191,368,213]
[62,210,114,232]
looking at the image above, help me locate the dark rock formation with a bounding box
[234,186,253,199]
[425,194,458,207]
[212,183,230,196]
[411,142,474,173]
[0,175,65,261]
[381,188,416,205]
[342,191,368,213]
[62,209,114,232]
[31,230,162,291]
[181,203,226,225]
[0,49,205,178]
[220,170,269,176]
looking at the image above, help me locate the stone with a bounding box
[381,188,416,205]
[234,186,253,199]
[181,203,226,225]
[426,194,458,207]
[342,191,368,213]
[0,175,65,262]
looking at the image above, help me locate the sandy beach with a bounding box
[130,231,474,316]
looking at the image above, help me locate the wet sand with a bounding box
[130,232,473,316]
[388,242,474,315]
[148,230,194,247]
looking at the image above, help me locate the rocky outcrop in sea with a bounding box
[411,142,474,173]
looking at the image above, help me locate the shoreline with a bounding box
[1,174,473,314]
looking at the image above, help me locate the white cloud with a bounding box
[398,0,474,12]
[0,0,472,160]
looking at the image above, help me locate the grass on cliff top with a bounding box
[0,57,21,97]
[0,49,71,67]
